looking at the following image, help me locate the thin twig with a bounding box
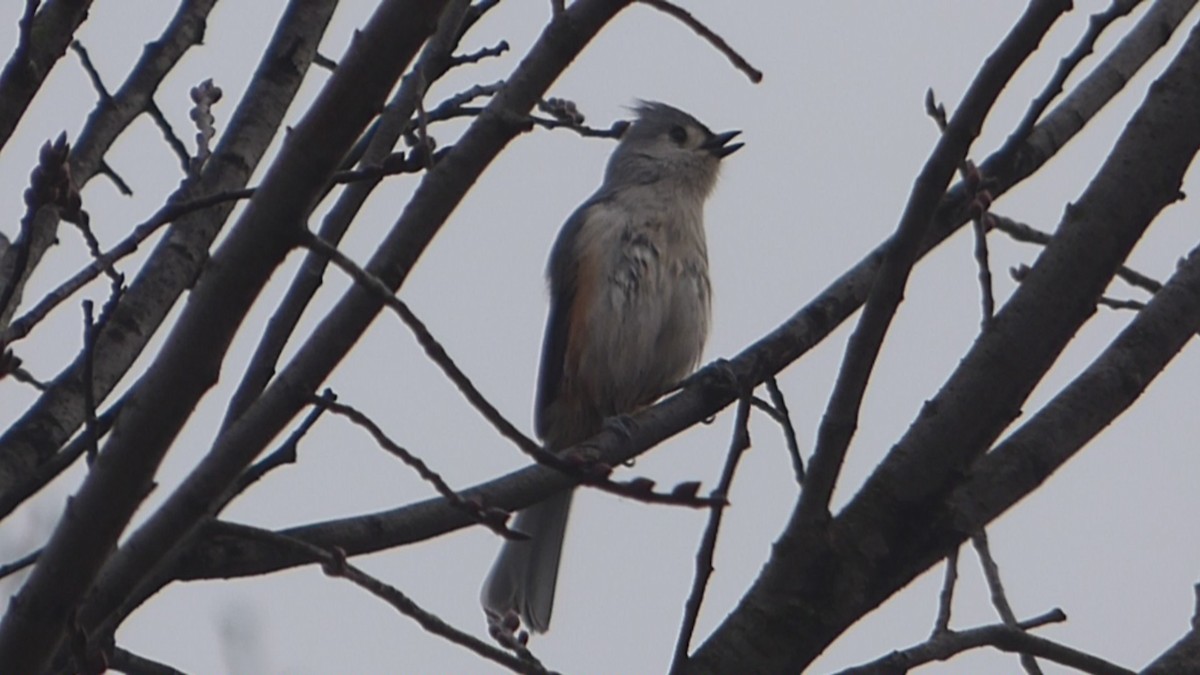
[449,40,509,67]
[313,52,337,70]
[223,390,335,507]
[933,547,959,635]
[1098,295,1147,311]
[973,530,1041,674]
[670,395,753,674]
[765,377,803,483]
[0,548,40,582]
[990,213,1164,294]
[973,208,996,327]
[838,609,1135,675]
[66,211,121,283]
[216,522,552,674]
[96,159,133,195]
[926,94,995,328]
[320,396,519,538]
[146,99,191,174]
[997,0,1143,163]
[638,0,763,83]
[2,153,429,345]
[69,41,112,101]
[427,102,628,139]
[7,362,47,390]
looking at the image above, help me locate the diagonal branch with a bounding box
[837,609,1133,675]
[220,0,475,431]
[68,0,217,185]
[216,522,552,675]
[797,0,1073,526]
[0,0,94,152]
[670,395,753,674]
[637,0,763,82]
[691,15,1200,674]
[0,0,334,509]
[996,0,1145,165]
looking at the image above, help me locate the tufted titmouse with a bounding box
[481,101,742,633]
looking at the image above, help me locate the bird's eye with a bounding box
[668,124,688,144]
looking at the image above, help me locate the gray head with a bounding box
[603,101,742,197]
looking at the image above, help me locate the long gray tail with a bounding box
[481,490,574,633]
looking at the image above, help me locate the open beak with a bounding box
[701,129,744,159]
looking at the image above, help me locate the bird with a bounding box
[481,101,742,634]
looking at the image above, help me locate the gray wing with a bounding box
[534,199,596,440]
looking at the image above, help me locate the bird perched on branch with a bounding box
[482,101,742,634]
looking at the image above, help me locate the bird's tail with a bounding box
[481,490,574,633]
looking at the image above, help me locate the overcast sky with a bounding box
[1,2,1198,673]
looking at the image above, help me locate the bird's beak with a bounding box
[701,130,744,158]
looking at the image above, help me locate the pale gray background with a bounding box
[0,2,1197,673]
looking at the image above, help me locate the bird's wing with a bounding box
[534,196,609,441]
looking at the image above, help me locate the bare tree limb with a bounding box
[70,0,218,184]
[765,377,803,483]
[689,14,1200,674]
[218,522,554,675]
[637,0,763,83]
[0,1,348,668]
[797,0,1071,528]
[0,0,94,152]
[0,0,337,511]
[837,609,1135,675]
[220,0,474,430]
[932,548,959,636]
[997,0,1145,164]
[990,212,1165,294]
[320,396,520,538]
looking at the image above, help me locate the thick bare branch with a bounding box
[221,0,475,430]
[797,0,1072,527]
[690,18,1200,673]
[0,0,93,152]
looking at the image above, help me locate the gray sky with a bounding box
[1,2,1198,673]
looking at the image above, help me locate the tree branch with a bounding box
[838,610,1134,675]
[690,15,1200,673]
[797,0,1072,527]
[0,0,94,152]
